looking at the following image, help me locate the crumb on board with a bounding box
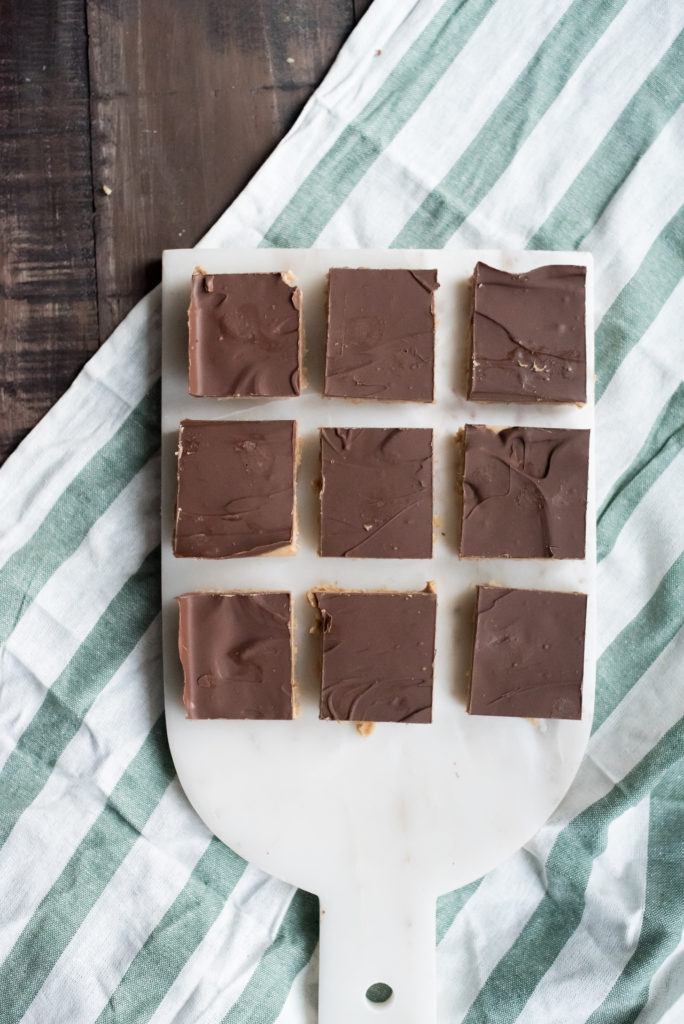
[102,184,112,195]
[356,722,375,738]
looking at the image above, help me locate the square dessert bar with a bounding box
[177,592,294,719]
[312,590,437,723]
[320,427,433,558]
[173,419,296,558]
[188,272,302,397]
[468,262,587,404]
[324,268,439,402]
[460,424,589,559]
[469,586,587,720]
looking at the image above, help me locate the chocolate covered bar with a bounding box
[468,262,586,404]
[173,419,296,558]
[177,592,294,719]
[468,585,586,720]
[320,427,433,558]
[312,590,437,723]
[188,272,301,397]
[460,424,589,559]
[324,268,439,402]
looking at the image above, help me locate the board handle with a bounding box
[317,884,436,1024]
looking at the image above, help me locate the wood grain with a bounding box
[87,0,357,339]
[353,0,375,21]
[0,0,99,462]
[1,0,372,464]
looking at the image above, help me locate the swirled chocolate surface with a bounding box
[173,419,296,558]
[469,262,586,404]
[468,586,586,720]
[460,424,589,559]
[177,592,293,719]
[313,590,436,723]
[320,427,433,558]
[188,272,301,397]
[324,268,438,402]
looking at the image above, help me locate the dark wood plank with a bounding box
[0,0,369,465]
[0,0,99,463]
[87,0,358,340]
[354,0,375,21]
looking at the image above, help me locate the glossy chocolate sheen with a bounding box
[188,272,301,397]
[320,427,433,558]
[313,591,437,723]
[324,268,439,402]
[177,592,293,719]
[468,586,586,720]
[173,419,296,558]
[469,262,586,404]
[460,424,589,559]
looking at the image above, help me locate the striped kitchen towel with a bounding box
[1,0,683,1021]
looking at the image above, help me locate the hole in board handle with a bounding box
[366,982,393,1005]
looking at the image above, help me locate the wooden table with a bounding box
[0,0,371,463]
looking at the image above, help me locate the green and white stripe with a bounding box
[1,0,683,1020]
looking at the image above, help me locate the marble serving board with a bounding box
[161,248,595,1024]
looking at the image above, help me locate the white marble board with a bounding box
[161,248,595,1024]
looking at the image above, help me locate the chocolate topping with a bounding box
[324,268,438,402]
[468,586,586,719]
[177,592,293,719]
[188,272,301,397]
[460,424,589,559]
[313,591,437,723]
[320,427,433,558]
[173,419,296,558]
[469,262,586,404]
